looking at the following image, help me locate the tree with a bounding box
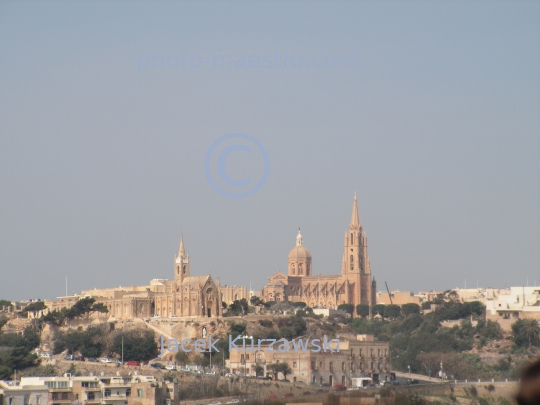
[385,304,401,319]
[402,303,421,317]
[421,301,433,310]
[43,309,67,327]
[266,362,279,380]
[519,319,540,349]
[175,351,189,365]
[356,304,370,318]
[66,297,108,320]
[0,300,12,309]
[228,299,249,316]
[373,304,386,318]
[250,296,264,307]
[111,330,158,361]
[337,304,354,316]
[21,301,46,313]
[277,362,292,380]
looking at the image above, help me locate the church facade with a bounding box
[261,195,376,313]
[47,237,223,320]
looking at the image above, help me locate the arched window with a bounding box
[350,255,354,270]
[291,264,295,275]
[351,233,353,245]
[182,265,186,274]
[299,264,303,275]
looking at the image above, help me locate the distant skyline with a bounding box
[0,1,539,301]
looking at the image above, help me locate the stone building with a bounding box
[46,236,222,319]
[228,334,391,387]
[261,195,376,313]
[220,285,248,305]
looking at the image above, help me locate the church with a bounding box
[261,195,376,313]
[47,236,223,319]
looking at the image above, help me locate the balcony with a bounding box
[49,394,75,403]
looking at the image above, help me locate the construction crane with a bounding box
[385,281,393,305]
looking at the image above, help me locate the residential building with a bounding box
[228,334,390,387]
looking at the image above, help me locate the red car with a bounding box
[126,361,140,366]
[282,393,295,398]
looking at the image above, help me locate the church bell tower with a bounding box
[342,194,376,308]
[174,235,190,286]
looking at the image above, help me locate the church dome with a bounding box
[288,230,312,260]
[288,245,311,260]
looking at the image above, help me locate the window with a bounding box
[246,354,249,360]
[8,398,13,405]
[24,396,29,405]
[104,389,111,398]
[319,361,323,369]
[329,361,333,371]
[378,349,381,357]
[311,361,315,370]
[359,349,363,357]
[350,255,354,270]
[52,394,59,401]
[351,233,353,245]
[137,389,143,398]
[126,389,131,397]
[36,397,41,405]
[87,393,95,401]
[61,393,68,400]
[293,362,297,368]
[342,362,345,371]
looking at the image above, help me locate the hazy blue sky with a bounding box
[1,1,539,301]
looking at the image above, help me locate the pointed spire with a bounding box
[351,192,360,226]
[296,228,303,246]
[179,235,185,256]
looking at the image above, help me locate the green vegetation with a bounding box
[111,330,158,361]
[346,293,516,379]
[226,299,249,316]
[337,303,354,315]
[511,318,540,349]
[266,361,292,379]
[53,325,158,361]
[0,325,41,379]
[21,301,47,313]
[0,300,13,309]
[43,298,108,326]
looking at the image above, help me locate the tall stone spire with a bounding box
[351,192,360,226]
[179,235,185,256]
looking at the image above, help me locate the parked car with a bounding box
[100,358,112,363]
[74,356,85,361]
[64,355,74,361]
[205,371,216,375]
[225,400,239,404]
[126,361,140,366]
[224,373,235,378]
[283,393,295,398]
[165,365,176,370]
[87,357,98,362]
[113,360,123,365]
[40,353,52,359]
[150,363,164,369]
[151,314,160,318]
